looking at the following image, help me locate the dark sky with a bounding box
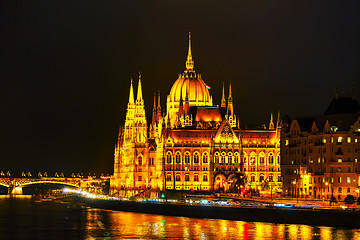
[1,1,360,176]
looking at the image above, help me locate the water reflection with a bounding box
[83,209,360,239]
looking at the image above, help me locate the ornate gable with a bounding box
[214,120,239,143]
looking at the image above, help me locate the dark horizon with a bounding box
[1,1,360,175]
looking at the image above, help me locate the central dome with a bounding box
[169,71,212,105]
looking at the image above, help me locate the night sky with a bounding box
[1,1,360,176]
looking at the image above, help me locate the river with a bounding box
[0,196,359,239]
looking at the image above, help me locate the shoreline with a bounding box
[74,195,360,229]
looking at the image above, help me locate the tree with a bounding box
[329,196,337,207]
[228,172,246,193]
[344,195,356,208]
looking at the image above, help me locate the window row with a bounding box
[166,151,209,164]
[166,173,208,182]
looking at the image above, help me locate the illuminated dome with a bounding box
[166,32,214,127]
[169,71,212,105]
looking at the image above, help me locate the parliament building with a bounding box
[110,34,282,197]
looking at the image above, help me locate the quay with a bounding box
[72,193,360,229]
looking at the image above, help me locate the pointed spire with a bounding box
[136,72,143,103]
[276,110,281,128]
[186,32,194,71]
[227,82,233,116]
[128,78,135,105]
[269,112,275,130]
[152,93,157,124]
[157,91,162,120]
[221,82,226,108]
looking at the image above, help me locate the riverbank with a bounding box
[73,195,360,229]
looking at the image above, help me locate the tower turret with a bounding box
[269,112,275,130]
[221,82,226,108]
[227,82,234,116]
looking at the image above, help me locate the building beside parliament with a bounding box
[281,91,360,200]
[110,34,281,197]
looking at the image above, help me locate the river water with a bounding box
[0,196,359,240]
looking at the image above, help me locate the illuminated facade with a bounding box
[110,33,281,197]
[281,93,360,200]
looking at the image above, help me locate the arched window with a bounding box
[194,174,199,182]
[277,175,281,182]
[194,152,199,164]
[228,152,233,163]
[250,155,256,165]
[347,187,351,193]
[185,152,190,164]
[166,152,172,164]
[185,173,190,182]
[250,175,255,182]
[214,152,219,163]
[138,156,142,165]
[234,152,239,163]
[202,152,208,163]
[203,174,208,182]
[259,175,265,182]
[277,155,280,164]
[338,187,342,193]
[268,174,273,182]
[221,152,226,163]
[176,152,181,163]
[175,174,181,182]
[268,153,274,164]
[260,156,265,164]
[166,174,172,182]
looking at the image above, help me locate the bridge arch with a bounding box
[19,180,79,188]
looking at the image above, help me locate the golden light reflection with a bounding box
[83,210,360,239]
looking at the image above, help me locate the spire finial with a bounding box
[221,82,226,108]
[269,112,274,130]
[136,72,143,103]
[186,32,194,70]
[128,77,135,105]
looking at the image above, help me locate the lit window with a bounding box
[347,177,351,183]
[251,175,255,182]
[203,174,208,182]
[338,137,342,143]
[323,138,326,143]
[176,152,181,163]
[166,174,172,182]
[338,177,341,183]
[268,154,274,164]
[166,152,172,164]
[184,152,190,163]
[194,174,199,182]
[175,174,181,182]
[202,152,208,163]
[338,158,342,163]
[347,137,351,143]
[194,152,199,164]
[185,174,190,182]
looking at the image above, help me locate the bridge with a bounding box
[0,175,110,195]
